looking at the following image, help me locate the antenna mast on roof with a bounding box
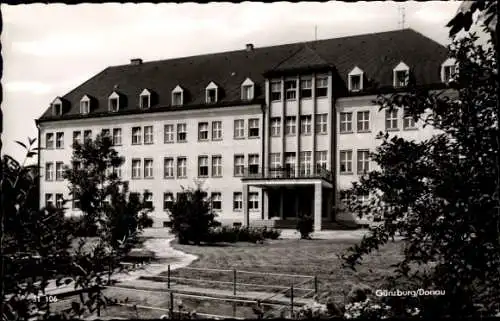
[398,5,406,29]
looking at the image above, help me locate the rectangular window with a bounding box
[84,130,92,143]
[285,116,296,136]
[164,193,173,210]
[112,128,122,146]
[132,127,142,145]
[234,155,245,176]
[242,85,253,100]
[45,162,54,181]
[248,119,259,138]
[300,79,312,98]
[72,131,81,147]
[198,122,209,141]
[164,157,174,178]
[212,156,222,177]
[56,193,64,209]
[80,100,90,114]
[233,192,242,211]
[357,111,370,132]
[315,151,327,170]
[56,162,64,181]
[144,158,154,178]
[45,194,53,208]
[249,192,259,210]
[198,156,209,177]
[144,126,153,144]
[144,192,153,209]
[443,65,456,82]
[315,114,328,134]
[177,123,187,142]
[271,81,281,101]
[172,92,183,106]
[270,153,281,169]
[164,124,175,143]
[212,121,222,140]
[340,150,353,174]
[285,152,296,176]
[109,98,119,112]
[385,109,398,130]
[357,150,370,174]
[285,79,297,100]
[350,75,361,91]
[177,157,187,178]
[403,108,416,129]
[299,151,312,176]
[46,133,54,149]
[211,192,222,210]
[132,159,141,179]
[340,112,353,133]
[315,76,328,97]
[299,115,312,135]
[101,128,110,139]
[248,154,259,175]
[56,132,64,149]
[270,117,281,137]
[395,70,408,87]
[234,119,245,139]
[112,165,122,179]
[206,89,217,103]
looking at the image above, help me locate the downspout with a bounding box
[36,119,41,209]
[261,102,266,220]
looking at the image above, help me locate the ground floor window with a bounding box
[249,192,259,210]
[233,192,242,210]
[211,192,222,210]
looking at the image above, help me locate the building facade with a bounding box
[37,29,455,229]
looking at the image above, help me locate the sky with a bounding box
[1,1,463,162]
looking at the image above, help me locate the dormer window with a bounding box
[108,92,120,112]
[51,98,63,116]
[241,78,254,101]
[80,95,90,114]
[140,89,151,109]
[206,82,218,104]
[348,66,364,92]
[393,62,410,88]
[441,58,457,83]
[172,85,184,106]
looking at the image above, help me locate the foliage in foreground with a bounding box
[342,15,499,318]
[64,133,153,252]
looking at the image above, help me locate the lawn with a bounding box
[168,238,404,305]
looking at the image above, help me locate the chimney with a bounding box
[245,43,254,52]
[130,58,143,65]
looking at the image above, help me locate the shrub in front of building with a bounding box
[296,215,314,239]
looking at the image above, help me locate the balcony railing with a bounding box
[242,166,333,182]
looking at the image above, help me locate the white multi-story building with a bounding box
[36,29,455,229]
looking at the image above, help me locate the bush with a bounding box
[261,226,281,240]
[65,216,98,237]
[168,186,218,245]
[204,226,281,243]
[296,215,314,239]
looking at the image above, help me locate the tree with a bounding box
[168,184,218,245]
[342,14,499,318]
[64,134,152,252]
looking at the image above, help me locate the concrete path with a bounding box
[44,237,197,296]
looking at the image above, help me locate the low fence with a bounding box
[48,265,318,319]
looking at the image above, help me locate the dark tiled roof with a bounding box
[38,28,448,122]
